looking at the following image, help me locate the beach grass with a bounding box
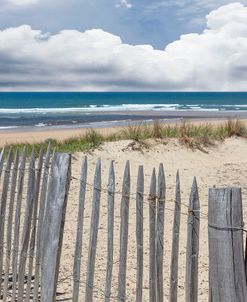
[2,119,247,156]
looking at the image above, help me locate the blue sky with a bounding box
[0,0,247,91]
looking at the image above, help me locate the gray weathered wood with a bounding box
[72,156,88,302]
[156,163,165,302]
[17,148,36,302]
[33,143,51,302]
[136,165,144,302]
[3,149,19,302]
[0,147,5,180]
[169,170,181,302]
[25,147,44,302]
[117,161,130,302]
[104,161,115,302]
[85,158,101,302]
[245,234,247,285]
[208,187,247,302]
[41,152,71,302]
[149,168,157,302]
[11,147,27,302]
[185,177,200,302]
[0,147,12,294]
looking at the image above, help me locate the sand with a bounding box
[52,136,247,301]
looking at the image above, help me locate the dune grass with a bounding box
[2,119,247,156]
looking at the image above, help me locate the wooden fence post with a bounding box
[41,153,71,302]
[17,148,36,302]
[0,147,5,180]
[117,161,130,302]
[33,143,51,302]
[156,163,166,302]
[185,177,200,302]
[169,171,181,302]
[3,149,19,302]
[149,168,157,302]
[73,156,88,302]
[85,159,101,302]
[208,187,247,301]
[104,161,115,302]
[136,165,144,302]
[11,147,27,302]
[0,147,12,295]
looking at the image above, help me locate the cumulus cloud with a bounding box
[115,0,133,9]
[0,2,247,91]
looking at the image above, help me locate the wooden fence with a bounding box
[0,146,246,301]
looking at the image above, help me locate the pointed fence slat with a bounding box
[41,153,71,302]
[104,161,115,302]
[117,161,130,302]
[149,168,157,302]
[3,150,19,302]
[208,187,247,301]
[156,164,165,302]
[0,147,5,180]
[85,159,101,302]
[136,165,144,302]
[25,147,44,302]
[17,148,36,302]
[0,147,12,294]
[73,156,88,302]
[185,177,200,302]
[33,143,51,302]
[169,171,181,302]
[11,147,27,302]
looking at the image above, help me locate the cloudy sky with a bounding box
[0,0,247,91]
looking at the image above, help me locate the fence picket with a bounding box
[85,159,101,302]
[0,147,5,180]
[17,148,36,302]
[104,161,115,302]
[208,187,247,301]
[136,165,144,302]
[3,149,19,302]
[149,168,157,302]
[33,143,51,302]
[11,147,27,302]
[41,152,71,302]
[25,147,44,302]
[73,156,88,302]
[185,177,200,302]
[0,147,12,295]
[156,163,166,302]
[117,161,130,302]
[169,171,181,302]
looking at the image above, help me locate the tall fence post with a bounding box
[185,177,200,302]
[136,165,144,302]
[118,161,130,302]
[208,187,247,301]
[41,153,71,302]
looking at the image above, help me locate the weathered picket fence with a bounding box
[0,145,246,301]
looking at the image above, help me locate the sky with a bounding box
[0,0,247,91]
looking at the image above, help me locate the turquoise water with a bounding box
[0,92,247,129]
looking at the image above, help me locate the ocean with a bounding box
[0,92,247,130]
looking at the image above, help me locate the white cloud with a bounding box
[0,2,247,91]
[6,0,39,5]
[115,0,133,9]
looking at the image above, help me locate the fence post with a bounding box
[104,161,115,302]
[156,163,166,302]
[185,177,200,302]
[118,161,130,302]
[41,153,71,302]
[73,156,88,302]
[11,147,27,302]
[136,165,144,302]
[85,158,101,302]
[149,168,157,302]
[169,170,181,302]
[0,147,5,180]
[208,187,247,301]
[3,149,19,302]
